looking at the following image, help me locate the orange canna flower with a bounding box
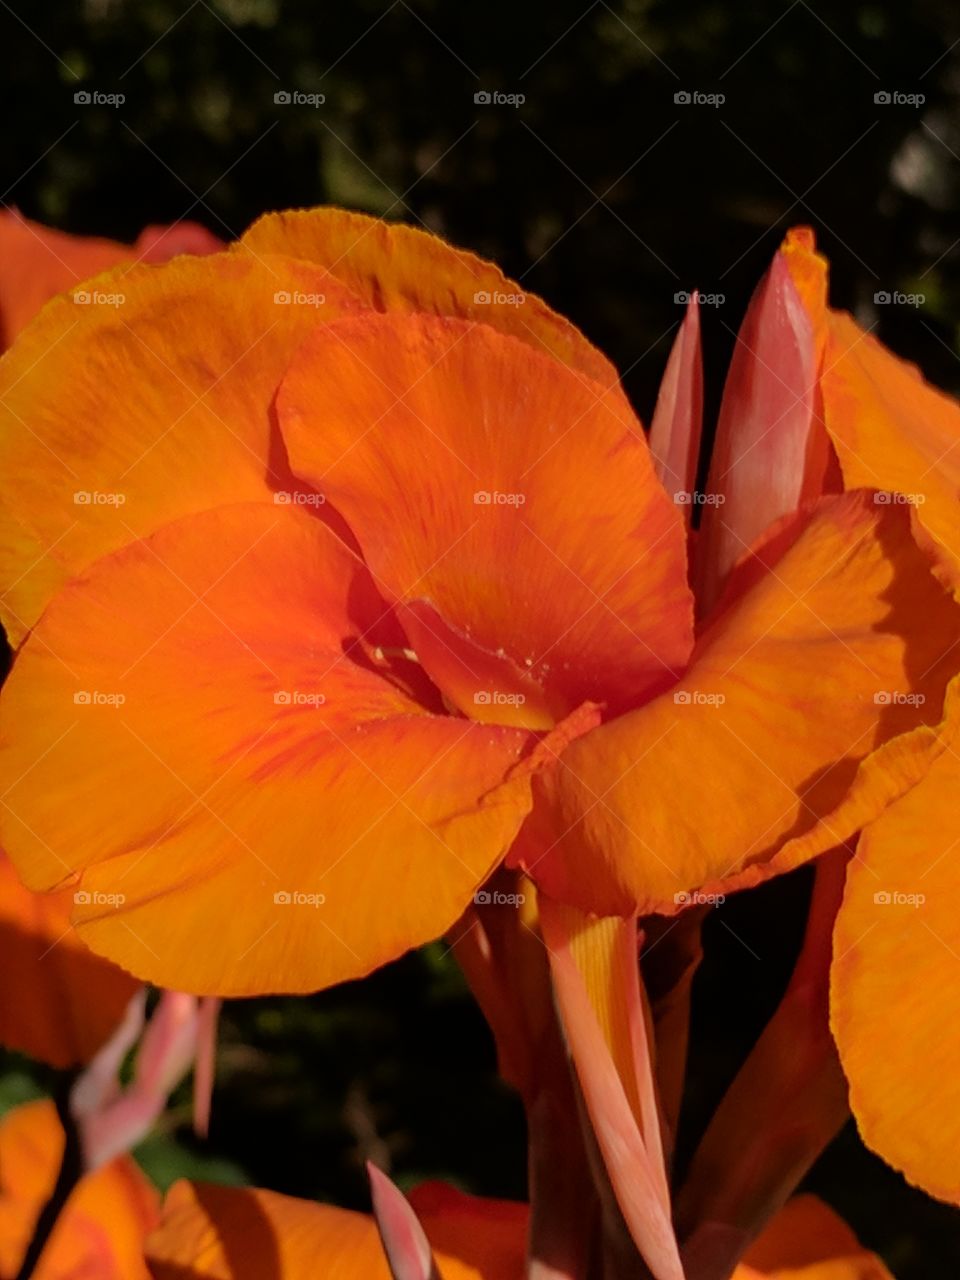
[145,1175,891,1280]
[0,205,956,1023]
[0,209,222,351]
[0,1098,159,1279]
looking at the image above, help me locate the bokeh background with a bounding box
[1,1,959,1274]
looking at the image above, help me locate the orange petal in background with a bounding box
[832,746,960,1206]
[0,1099,158,1280]
[146,1177,528,1280]
[0,504,535,995]
[0,851,139,1069]
[528,492,960,915]
[731,1195,893,1280]
[278,311,694,725]
[0,210,221,350]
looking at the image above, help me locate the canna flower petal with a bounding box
[146,1178,528,1280]
[782,227,960,593]
[0,210,221,350]
[276,311,694,725]
[237,206,617,385]
[831,747,960,1205]
[0,251,361,645]
[525,492,960,914]
[0,210,129,347]
[0,1099,159,1280]
[0,851,139,1068]
[0,504,534,994]
[729,1195,893,1279]
[732,1198,901,1280]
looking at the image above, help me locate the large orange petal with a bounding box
[831,745,960,1205]
[238,206,617,387]
[522,492,960,914]
[146,1178,527,1280]
[782,227,960,595]
[277,312,694,725]
[0,1099,159,1280]
[0,852,139,1068]
[0,250,361,646]
[0,504,534,995]
[730,1195,893,1279]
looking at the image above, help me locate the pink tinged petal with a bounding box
[368,1163,442,1280]
[70,989,147,1120]
[193,997,222,1140]
[76,991,201,1170]
[133,222,224,261]
[649,291,703,514]
[539,898,684,1280]
[696,256,818,614]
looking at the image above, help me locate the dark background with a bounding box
[1,1,959,1274]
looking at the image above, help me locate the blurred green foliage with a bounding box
[1,0,959,1274]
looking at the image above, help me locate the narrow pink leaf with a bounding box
[695,255,817,614]
[193,996,222,1139]
[649,291,703,516]
[368,1163,442,1280]
[73,991,200,1170]
[539,899,685,1280]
